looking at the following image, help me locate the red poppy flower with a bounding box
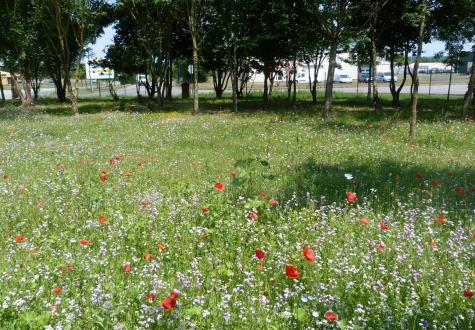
[98,216,107,223]
[447,171,454,177]
[249,211,258,221]
[255,249,266,260]
[101,169,108,174]
[109,159,116,165]
[303,247,315,262]
[99,175,108,182]
[435,216,446,224]
[464,290,473,298]
[229,171,236,177]
[169,290,180,300]
[324,311,338,322]
[470,187,475,193]
[214,182,224,191]
[380,222,390,231]
[67,263,74,270]
[79,239,90,246]
[144,253,153,261]
[156,242,166,251]
[456,187,466,195]
[15,234,26,243]
[269,198,278,206]
[360,218,369,225]
[137,162,143,168]
[259,192,269,199]
[345,192,358,203]
[285,265,300,279]
[142,199,151,206]
[146,293,156,301]
[375,244,385,251]
[161,297,177,311]
[201,207,209,213]
[416,172,424,180]
[3,175,8,180]
[367,124,373,128]
[430,179,441,186]
[52,287,62,294]
[124,172,132,177]
[123,263,131,273]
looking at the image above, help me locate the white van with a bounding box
[334,74,352,83]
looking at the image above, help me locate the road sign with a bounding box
[85,62,114,80]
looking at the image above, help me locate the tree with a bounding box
[180,0,210,114]
[0,0,42,107]
[381,0,420,107]
[434,0,475,117]
[36,0,111,107]
[107,0,180,103]
[409,0,429,144]
[314,0,359,119]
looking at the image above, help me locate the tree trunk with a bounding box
[324,41,337,119]
[263,66,269,103]
[367,63,372,100]
[447,66,453,101]
[461,49,475,118]
[10,72,33,107]
[390,49,408,108]
[409,0,428,144]
[0,76,4,101]
[371,35,381,112]
[232,42,238,113]
[192,40,199,114]
[166,56,173,101]
[21,78,33,107]
[292,55,297,106]
[52,77,66,102]
[67,76,78,114]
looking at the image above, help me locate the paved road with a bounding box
[1,83,469,100]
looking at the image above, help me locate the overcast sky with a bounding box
[88,25,472,60]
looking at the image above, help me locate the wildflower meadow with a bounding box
[0,97,474,329]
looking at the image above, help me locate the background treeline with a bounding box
[0,0,474,140]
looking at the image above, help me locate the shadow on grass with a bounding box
[0,92,467,123]
[276,157,475,224]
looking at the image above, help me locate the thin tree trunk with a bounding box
[192,39,199,115]
[232,42,238,113]
[292,55,297,106]
[324,41,337,119]
[409,0,428,144]
[461,49,475,118]
[0,76,4,101]
[367,63,372,100]
[371,35,381,112]
[447,66,453,101]
[263,65,269,103]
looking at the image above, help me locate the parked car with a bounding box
[429,67,445,74]
[358,72,373,82]
[334,74,352,83]
[295,72,308,83]
[376,72,398,82]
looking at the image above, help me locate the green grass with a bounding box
[0,94,473,329]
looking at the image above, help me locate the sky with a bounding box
[88,26,472,60]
